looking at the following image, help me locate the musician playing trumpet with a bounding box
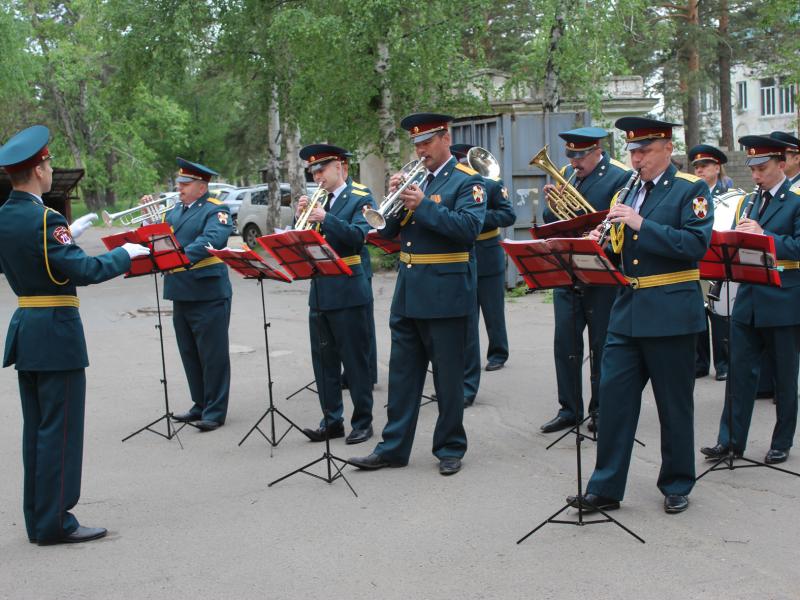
[349,113,486,476]
[296,144,376,445]
[701,135,800,466]
[538,128,632,435]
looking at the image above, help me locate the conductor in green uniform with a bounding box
[0,125,151,545]
[349,113,486,475]
[571,117,713,514]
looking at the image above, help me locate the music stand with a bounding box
[696,230,800,480]
[206,245,307,454]
[502,237,644,544]
[102,224,191,445]
[258,229,359,496]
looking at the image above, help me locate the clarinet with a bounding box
[598,169,641,247]
[739,185,761,221]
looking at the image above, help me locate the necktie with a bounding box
[758,191,772,219]
[325,192,334,210]
[423,173,435,192]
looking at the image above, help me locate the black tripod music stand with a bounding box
[258,229,359,496]
[696,230,800,480]
[206,246,307,453]
[102,225,190,446]
[503,237,645,544]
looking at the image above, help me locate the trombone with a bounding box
[293,186,329,230]
[364,158,428,230]
[530,145,596,220]
[102,193,178,227]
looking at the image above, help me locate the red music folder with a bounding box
[502,237,627,291]
[102,223,189,277]
[256,229,352,280]
[699,230,781,287]
[206,245,293,282]
[530,210,609,240]
[367,230,401,254]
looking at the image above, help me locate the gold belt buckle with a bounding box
[628,277,640,290]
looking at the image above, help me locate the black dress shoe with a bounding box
[765,448,789,464]
[587,417,597,433]
[464,396,475,408]
[715,371,728,381]
[348,453,406,470]
[485,362,504,372]
[303,423,345,442]
[700,443,742,460]
[173,410,202,422]
[566,493,619,513]
[195,420,221,432]
[38,525,107,546]
[664,494,689,513]
[345,426,373,445]
[540,414,575,433]
[439,457,462,475]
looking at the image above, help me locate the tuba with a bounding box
[530,145,596,220]
[363,158,428,230]
[293,186,329,230]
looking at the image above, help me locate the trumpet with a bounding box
[293,186,329,230]
[597,169,640,247]
[530,145,596,220]
[364,158,428,230]
[102,193,178,227]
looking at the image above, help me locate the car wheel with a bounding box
[242,224,262,247]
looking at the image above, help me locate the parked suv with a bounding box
[237,183,318,247]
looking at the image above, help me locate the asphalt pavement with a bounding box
[1,228,798,599]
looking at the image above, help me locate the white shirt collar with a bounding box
[428,155,454,179]
[767,177,786,198]
[331,182,347,201]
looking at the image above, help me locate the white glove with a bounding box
[69,213,98,239]
[121,242,151,259]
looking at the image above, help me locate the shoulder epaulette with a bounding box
[206,197,223,205]
[790,184,800,196]
[675,171,700,183]
[352,189,369,197]
[351,181,368,190]
[609,158,628,171]
[455,163,477,176]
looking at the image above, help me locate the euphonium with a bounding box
[293,186,329,231]
[364,158,428,230]
[529,145,596,220]
[466,146,500,179]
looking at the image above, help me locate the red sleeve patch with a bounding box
[692,197,709,219]
[53,225,73,245]
[472,185,484,203]
[217,212,229,225]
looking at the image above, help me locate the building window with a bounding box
[761,78,776,116]
[736,81,748,110]
[779,83,796,115]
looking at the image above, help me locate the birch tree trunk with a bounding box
[264,85,282,234]
[283,120,306,216]
[375,41,400,194]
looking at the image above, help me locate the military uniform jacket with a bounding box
[381,157,486,319]
[732,179,800,328]
[543,152,631,223]
[347,178,378,280]
[710,180,729,196]
[163,192,232,302]
[0,191,131,370]
[475,177,516,277]
[608,164,713,337]
[309,181,373,311]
